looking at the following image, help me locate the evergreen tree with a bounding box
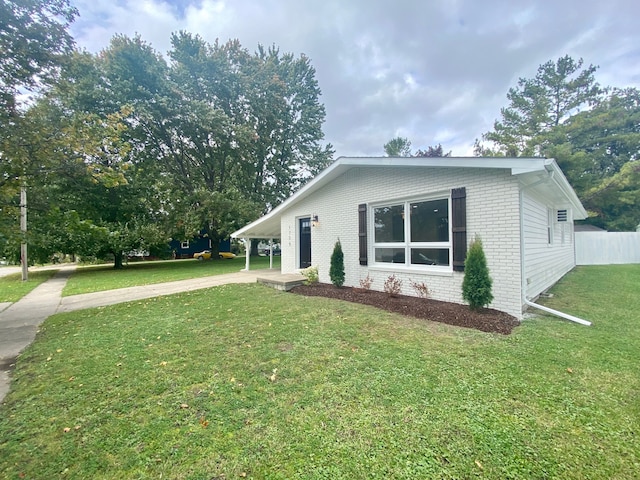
[383,137,412,157]
[462,237,493,310]
[479,55,602,157]
[329,239,345,288]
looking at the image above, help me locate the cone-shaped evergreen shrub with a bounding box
[462,236,493,310]
[329,239,345,287]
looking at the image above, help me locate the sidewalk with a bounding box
[0,267,278,403]
[0,266,77,402]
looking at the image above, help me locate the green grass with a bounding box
[0,265,638,479]
[63,256,280,296]
[0,269,58,303]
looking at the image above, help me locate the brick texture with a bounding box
[280,166,526,318]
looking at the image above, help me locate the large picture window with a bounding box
[372,196,451,269]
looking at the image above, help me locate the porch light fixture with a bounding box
[312,215,319,227]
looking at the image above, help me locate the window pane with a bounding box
[300,218,311,234]
[375,247,405,263]
[410,199,449,242]
[374,205,405,243]
[411,248,450,266]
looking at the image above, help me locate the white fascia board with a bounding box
[337,156,549,175]
[231,156,573,238]
[231,159,352,239]
[545,159,588,219]
[515,158,587,219]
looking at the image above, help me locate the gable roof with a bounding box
[231,156,587,239]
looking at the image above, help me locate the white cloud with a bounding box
[70,0,640,157]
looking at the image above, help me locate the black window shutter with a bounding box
[451,187,467,271]
[358,203,368,265]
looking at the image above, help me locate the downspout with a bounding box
[518,170,591,326]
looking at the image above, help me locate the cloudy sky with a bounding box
[69,0,640,157]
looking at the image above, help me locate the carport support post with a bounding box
[243,239,251,271]
[269,239,274,269]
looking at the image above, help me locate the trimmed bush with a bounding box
[300,265,319,285]
[462,236,494,310]
[329,239,345,287]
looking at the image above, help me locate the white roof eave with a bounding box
[231,156,587,238]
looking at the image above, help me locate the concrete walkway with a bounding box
[0,267,283,403]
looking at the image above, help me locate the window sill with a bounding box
[368,264,454,277]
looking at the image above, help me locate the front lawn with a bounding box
[63,255,280,296]
[0,265,638,479]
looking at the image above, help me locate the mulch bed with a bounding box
[290,283,520,335]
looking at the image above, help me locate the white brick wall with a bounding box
[280,166,525,318]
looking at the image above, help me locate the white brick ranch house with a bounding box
[231,157,587,320]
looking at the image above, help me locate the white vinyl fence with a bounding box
[575,232,640,265]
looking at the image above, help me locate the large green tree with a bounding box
[0,0,78,259]
[0,0,77,119]
[477,55,639,230]
[16,32,334,264]
[543,88,640,230]
[476,55,602,157]
[6,91,145,267]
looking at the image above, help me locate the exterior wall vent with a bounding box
[556,209,568,223]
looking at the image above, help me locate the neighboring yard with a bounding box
[0,265,638,479]
[63,256,279,296]
[0,257,278,302]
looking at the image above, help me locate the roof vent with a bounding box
[557,209,568,222]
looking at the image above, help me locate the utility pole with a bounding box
[20,184,28,281]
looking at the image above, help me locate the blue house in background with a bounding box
[169,237,231,259]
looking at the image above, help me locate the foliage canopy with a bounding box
[0,29,334,265]
[477,55,639,231]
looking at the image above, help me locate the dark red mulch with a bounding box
[290,283,520,335]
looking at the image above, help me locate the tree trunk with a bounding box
[114,252,124,269]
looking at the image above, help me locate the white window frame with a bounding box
[547,208,554,245]
[370,194,452,273]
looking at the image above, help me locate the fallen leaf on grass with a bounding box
[199,417,209,428]
[567,368,573,374]
[475,460,483,470]
[180,403,189,409]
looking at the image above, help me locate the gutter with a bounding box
[518,168,592,326]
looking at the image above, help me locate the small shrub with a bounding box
[462,236,494,310]
[300,266,319,285]
[359,274,374,290]
[383,274,403,296]
[329,239,345,288]
[409,279,430,298]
